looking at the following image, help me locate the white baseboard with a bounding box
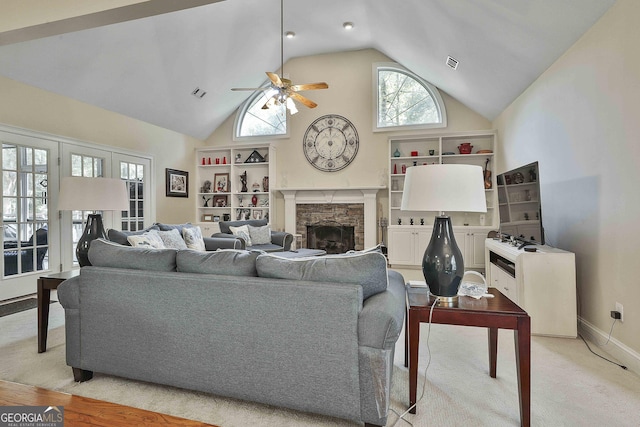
[579,317,640,375]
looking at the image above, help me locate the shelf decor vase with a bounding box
[458,143,473,154]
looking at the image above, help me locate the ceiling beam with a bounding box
[0,0,224,46]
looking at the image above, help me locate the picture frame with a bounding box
[201,214,214,222]
[166,168,188,197]
[213,173,230,193]
[213,215,221,222]
[213,195,227,207]
[253,209,263,220]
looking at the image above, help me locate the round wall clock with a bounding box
[303,114,359,172]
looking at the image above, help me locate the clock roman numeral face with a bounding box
[303,115,359,172]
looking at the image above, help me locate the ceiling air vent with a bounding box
[446,56,459,70]
[191,87,207,98]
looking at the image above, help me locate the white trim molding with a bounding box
[278,186,384,249]
[579,317,640,375]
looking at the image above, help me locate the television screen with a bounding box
[496,161,544,245]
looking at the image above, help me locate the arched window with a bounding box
[374,63,447,131]
[234,89,288,140]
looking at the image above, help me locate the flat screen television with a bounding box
[496,161,544,246]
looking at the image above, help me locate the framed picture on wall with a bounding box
[166,168,188,197]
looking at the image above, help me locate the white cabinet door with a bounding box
[453,230,486,270]
[388,227,415,265]
[468,232,488,268]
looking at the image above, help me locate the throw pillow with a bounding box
[182,226,206,251]
[176,249,263,276]
[88,238,177,272]
[127,232,165,249]
[153,228,188,250]
[229,225,252,247]
[248,224,271,245]
[256,251,389,299]
[106,225,160,246]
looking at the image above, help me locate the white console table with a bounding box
[485,238,577,338]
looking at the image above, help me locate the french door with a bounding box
[59,146,152,270]
[0,130,59,301]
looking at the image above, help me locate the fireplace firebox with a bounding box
[306,222,355,254]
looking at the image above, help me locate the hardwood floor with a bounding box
[0,380,218,427]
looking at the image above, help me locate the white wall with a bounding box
[493,0,640,357]
[0,75,203,224]
[207,48,491,232]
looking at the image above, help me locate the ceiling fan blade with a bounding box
[266,72,283,87]
[231,87,270,91]
[290,82,328,91]
[289,91,318,108]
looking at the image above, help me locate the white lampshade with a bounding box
[401,164,487,213]
[58,177,129,212]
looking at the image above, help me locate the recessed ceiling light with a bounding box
[285,31,295,39]
[343,22,354,30]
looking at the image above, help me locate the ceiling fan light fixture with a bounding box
[285,31,295,39]
[343,22,354,30]
[286,97,298,114]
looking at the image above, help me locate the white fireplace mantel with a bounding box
[277,186,385,249]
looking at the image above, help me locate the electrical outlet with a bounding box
[615,302,624,322]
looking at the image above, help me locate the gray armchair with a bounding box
[212,219,293,252]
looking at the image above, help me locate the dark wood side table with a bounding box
[405,286,531,427]
[37,270,79,353]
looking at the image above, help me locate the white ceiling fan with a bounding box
[231,0,328,114]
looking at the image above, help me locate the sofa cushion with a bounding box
[256,251,388,299]
[106,225,160,246]
[248,224,271,245]
[154,228,188,250]
[154,222,194,235]
[229,225,252,246]
[176,249,261,276]
[88,238,177,271]
[219,219,268,234]
[127,232,165,249]
[182,226,206,251]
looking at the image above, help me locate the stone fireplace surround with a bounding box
[278,187,383,250]
[298,204,362,251]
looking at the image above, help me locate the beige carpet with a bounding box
[2,301,640,426]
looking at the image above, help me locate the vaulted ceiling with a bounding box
[0,0,616,140]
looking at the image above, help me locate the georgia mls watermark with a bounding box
[0,406,63,427]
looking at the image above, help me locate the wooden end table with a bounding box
[37,270,79,353]
[405,286,531,427]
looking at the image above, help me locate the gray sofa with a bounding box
[57,239,405,426]
[107,223,242,250]
[211,219,293,252]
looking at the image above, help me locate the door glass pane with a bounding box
[69,154,105,266]
[119,160,145,233]
[2,144,49,277]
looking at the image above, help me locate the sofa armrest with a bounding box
[210,233,247,250]
[203,236,243,251]
[271,231,293,251]
[358,270,406,350]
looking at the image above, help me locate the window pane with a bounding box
[71,154,82,176]
[377,67,444,129]
[3,145,17,170]
[3,171,16,196]
[237,91,287,137]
